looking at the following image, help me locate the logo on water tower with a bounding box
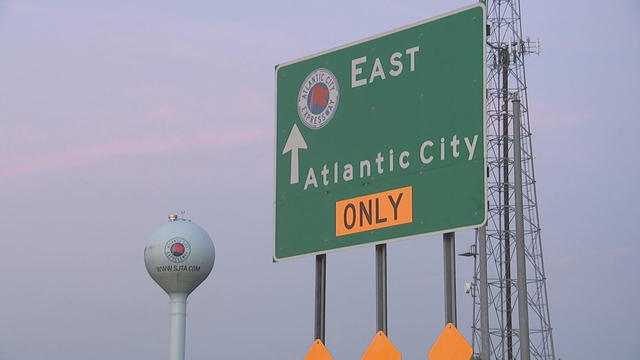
[297,68,340,129]
[164,237,191,263]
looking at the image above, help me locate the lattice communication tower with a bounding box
[468,1,556,359]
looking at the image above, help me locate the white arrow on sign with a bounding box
[282,124,308,185]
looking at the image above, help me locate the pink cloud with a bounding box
[17,126,49,142]
[0,127,268,182]
[529,103,582,127]
[7,2,50,15]
[148,105,178,120]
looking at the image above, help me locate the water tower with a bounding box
[144,214,215,360]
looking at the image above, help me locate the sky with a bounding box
[1,0,639,359]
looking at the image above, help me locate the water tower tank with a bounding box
[144,215,215,360]
[144,216,215,294]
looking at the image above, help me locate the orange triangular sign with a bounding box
[361,331,402,360]
[428,323,473,360]
[304,339,334,360]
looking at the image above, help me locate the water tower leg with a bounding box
[169,292,188,360]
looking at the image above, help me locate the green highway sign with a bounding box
[274,4,487,261]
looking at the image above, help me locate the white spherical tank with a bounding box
[144,216,215,295]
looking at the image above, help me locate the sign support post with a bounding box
[478,226,491,360]
[376,244,388,333]
[443,232,457,325]
[314,254,326,343]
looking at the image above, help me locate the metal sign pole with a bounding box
[478,226,490,360]
[376,244,388,333]
[443,232,457,325]
[513,94,531,360]
[314,254,326,343]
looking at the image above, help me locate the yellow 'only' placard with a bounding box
[336,186,412,237]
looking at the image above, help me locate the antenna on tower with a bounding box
[521,36,542,56]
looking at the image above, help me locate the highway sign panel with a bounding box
[275,4,486,260]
